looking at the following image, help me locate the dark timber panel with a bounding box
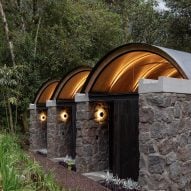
[112,95,139,180]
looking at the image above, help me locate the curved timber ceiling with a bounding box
[52,67,91,100]
[34,79,59,104]
[82,43,191,94]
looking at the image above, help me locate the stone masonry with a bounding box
[139,81,191,190]
[75,101,109,173]
[47,104,73,158]
[29,106,47,150]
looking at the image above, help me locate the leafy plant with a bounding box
[0,133,66,191]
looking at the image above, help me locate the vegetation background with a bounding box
[0,0,190,133]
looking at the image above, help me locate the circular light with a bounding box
[94,105,107,123]
[60,110,69,122]
[40,112,47,122]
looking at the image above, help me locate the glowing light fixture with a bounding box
[60,110,69,122]
[40,112,47,122]
[94,104,108,123]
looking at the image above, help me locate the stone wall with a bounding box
[47,105,73,158]
[75,101,109,173]
[29,108,47,150]
[139,93,191,190]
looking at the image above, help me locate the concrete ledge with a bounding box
[46,100,56,107]
[139,77,191,94]
[29,104,36,110]
[75,93,89,102]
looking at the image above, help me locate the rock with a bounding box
[177,146,190,162]
[169,161,181,182]
[166,152,177,165]
[139,106,154,123]
[158,138,174,155]
[150,122,166,139]
[148,154,165,174]
[147,93,175,108]
[179,134,188,147]
[174,102,182,118]
[139,132,151,142]
[188,131,191,144]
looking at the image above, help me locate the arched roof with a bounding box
[82,43,191,94]
[34,79,59,104]
[52,67,91,100]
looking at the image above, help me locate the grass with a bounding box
[0,133,67,191]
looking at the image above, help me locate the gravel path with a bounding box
[28,151,110,191]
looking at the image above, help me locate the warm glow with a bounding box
[40,112,47,122]
[57,70,90,100]
[94,104,107,123]
[70,76,87,98]
[88,51,183,93]
[108,53,151,91]
[132,61,170,91]
[60,110,69,122]
[37,81,59,104]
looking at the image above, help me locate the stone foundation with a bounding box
[75,101,109,173]
[139,92,191,190]
[47,101,75,158]
[29,105,47,150]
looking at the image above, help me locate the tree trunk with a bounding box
[0,0,16,66]
[16,0,26,33]
[21,110,28,133]
[34,16,41,59]
[3,93,10,131]
[33,0,38,17]
[14,104,18,131]
[7,100,14,133]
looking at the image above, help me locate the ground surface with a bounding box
[29,151,110,191]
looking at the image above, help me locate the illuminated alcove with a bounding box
[30,79,60,152]
[34,79,60,105]
[77,43,191,180]
[82,43,191,94]
[47,67,92,159]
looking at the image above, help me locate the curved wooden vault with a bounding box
[52,67,91,100]
[82,43,191,94]
[33,67,91,105]
[34,79,59,104]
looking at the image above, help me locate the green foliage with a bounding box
[106,0,170,45]
[0,133,66,191]
[0,0,191,132]
[0,0,124,132]
[36,0,123,77]
[163,0,191,51]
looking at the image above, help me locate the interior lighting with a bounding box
[94,104,107,123]
[40,112,47,122]
[60,110,69,122]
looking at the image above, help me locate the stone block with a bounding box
[150,122,167,139]
[158,138,174,155]
[76,111,90,120]
[166,152,177,165]
[174,102,182,118]
[139,106,154,123]
[177,146,191,162]
[148,154,165,174]
[139,154,147,169]
[139,132,151,142]
[147,94,173,108]
[169,161,181,182]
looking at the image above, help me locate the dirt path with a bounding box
[28,151,110,191]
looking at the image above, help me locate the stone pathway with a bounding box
[83,171,109,182]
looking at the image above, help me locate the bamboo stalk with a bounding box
[0,0,16,66]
